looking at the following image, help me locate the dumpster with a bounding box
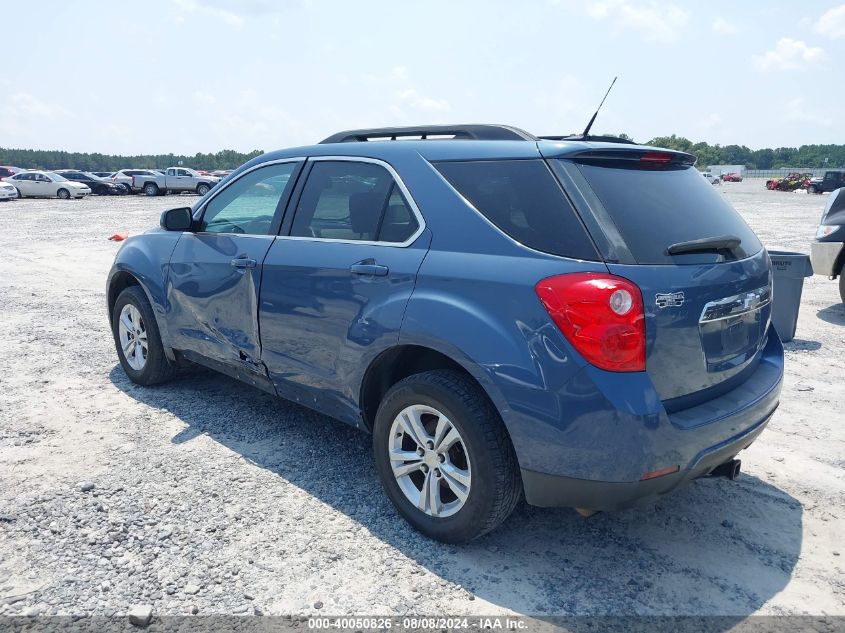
[768,250,813,342]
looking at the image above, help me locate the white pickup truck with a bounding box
[132,167,220,196]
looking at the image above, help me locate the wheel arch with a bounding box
[358,344,510,435]
[107,270,141,317]
[108,269,176,362]
[141,180,160,194]
[107,233,183,360]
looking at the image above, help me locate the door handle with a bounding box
[350,259,389,277]
[231,257,257,269]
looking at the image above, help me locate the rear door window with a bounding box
[434,159,598,260]
[566,161,762,265]
[290,160,419,243]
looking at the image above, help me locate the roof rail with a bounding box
[538,134,637,145]
[319,124,537,144]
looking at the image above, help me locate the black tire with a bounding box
[111,285,174,386]
[373,369,521,543]
[143,183,159,196]
[15,188,22,199]
[808,185,818,194]
[96,186,108,196]
[839,269,845,305]
[57,188,70,200]
[196,183,210,196]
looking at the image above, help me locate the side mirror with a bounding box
[160,207,193,231]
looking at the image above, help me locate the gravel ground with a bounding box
[0,181,843,620]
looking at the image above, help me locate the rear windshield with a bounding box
[434,159,598,260]
[569,162,762,265]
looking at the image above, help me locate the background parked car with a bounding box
[2,171,90,199]
[810,187,845,303]
[721,172,743,182]
[0,166,23,179]
[111,169,164,193]
[701,171,720,184]
[0,181,18,201]
[807,170,845,194]
[131,166,220,196]
[54,170,126,195]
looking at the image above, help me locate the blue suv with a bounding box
[107,125,783,542]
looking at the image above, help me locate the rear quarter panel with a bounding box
[402,247,609,471]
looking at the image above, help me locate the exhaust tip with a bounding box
[711,459,741,481]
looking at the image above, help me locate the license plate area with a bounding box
[699,285,771,372]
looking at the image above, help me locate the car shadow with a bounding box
[816,303,845,326]
[110,366,802,621]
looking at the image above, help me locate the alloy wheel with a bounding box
[388,404,472,518]
[118,304,148,371]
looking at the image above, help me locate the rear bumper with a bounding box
[810,241,843,277]
[522,410,771,510]
[501,330,783,509]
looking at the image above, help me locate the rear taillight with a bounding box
[535,273,646,372]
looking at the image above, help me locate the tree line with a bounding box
[0,148,264,172]
[2,138,844,171]
[644,135,845,169]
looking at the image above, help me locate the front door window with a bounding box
[199,162,298,235]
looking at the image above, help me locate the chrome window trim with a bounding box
[699,285,772,323]
[275,155,426,249]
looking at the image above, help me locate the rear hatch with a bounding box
[548,147,772,406]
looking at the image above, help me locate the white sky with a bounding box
[2,0,843,154]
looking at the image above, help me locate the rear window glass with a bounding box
[434,160,598,260]
[570,162,762,265]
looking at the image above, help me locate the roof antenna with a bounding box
[581,76,617,139]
